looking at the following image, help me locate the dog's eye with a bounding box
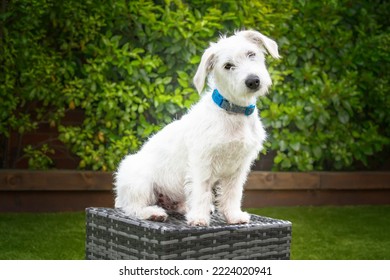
[224,63,235,70]
[248,52,256,58]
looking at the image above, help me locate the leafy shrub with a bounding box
[1,0,389,171]
[260,0,390,170]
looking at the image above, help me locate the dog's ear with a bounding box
[238,30,280,59]
[193,47,216,94]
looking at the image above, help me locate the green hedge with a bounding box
[1,0,389,171]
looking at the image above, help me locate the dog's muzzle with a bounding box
[245,75,260,91]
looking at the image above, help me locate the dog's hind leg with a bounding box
[132,205,168,222]
[114,154,168,222]
[115,177,168,222]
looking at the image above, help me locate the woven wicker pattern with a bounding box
[85,207,292,260]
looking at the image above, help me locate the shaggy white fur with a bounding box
[114,30,280,226]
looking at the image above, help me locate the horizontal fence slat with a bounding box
[246,171,390,190]
[319,172,390,190]
[0,170,113,191]
[243,189,390,208]
[245,172,320,190]
[1,170,389,192]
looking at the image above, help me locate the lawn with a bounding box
[250,206,390,260]
[0,206,389,260]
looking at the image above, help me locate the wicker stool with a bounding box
[85,207,292,260]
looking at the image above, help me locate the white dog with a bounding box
[114,30,280,226]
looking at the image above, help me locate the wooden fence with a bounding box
[1,170,389,212]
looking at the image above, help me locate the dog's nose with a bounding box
[245,75,260,90]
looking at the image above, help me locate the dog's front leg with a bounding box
[218,171,251,224]
[185,168,213,226]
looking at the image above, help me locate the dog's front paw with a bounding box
[187,218,209,227]
[225,211,251,225]
[186,212,210,227]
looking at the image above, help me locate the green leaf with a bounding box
[279,140,287,151]
[290,142,301,152]
[312,146,322,159]
[338,109,349,124]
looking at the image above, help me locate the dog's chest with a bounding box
[213,140,251,163]
[209,118,263,175]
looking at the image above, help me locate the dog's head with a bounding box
[193,30,280,106]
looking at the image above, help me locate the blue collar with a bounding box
[212,89,256,116]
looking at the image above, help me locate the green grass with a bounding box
[1,206,389,260]
[0,212,85,259]
[249,205,390,260]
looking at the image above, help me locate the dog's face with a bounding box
[194,30,280,105]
